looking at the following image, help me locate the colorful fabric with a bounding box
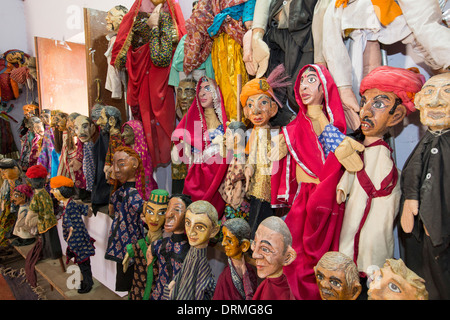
[49,176,74,189]
[317,124,347,157]
[121,120,157,200]
[213,258,257,300]
[29,188,57,234]
[37,125,55,175]
[0,178,21,246]
[28,134,42,167]
[150,12,175,68]
[104,133,123,168]
[62,199,95,264]
[105,182,144,263]
[207,0,255,37]
[19,130,34,171]
[150,233,190,300]
[82,141,94,192]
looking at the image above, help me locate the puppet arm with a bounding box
[336,170,355,204]
[334,136,365,172]
[251,0,272,78]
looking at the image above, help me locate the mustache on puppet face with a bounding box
[361,117,374,127]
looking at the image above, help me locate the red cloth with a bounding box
[111,0,186,166]
[172,78,229,218]
[359,66,425,115]
[213,262,258,300]
[252,274,295,300]
[273,64,347,300]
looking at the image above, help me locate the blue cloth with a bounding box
[318,124,346,157]
[50,149,60,178]
[207,0,256,37]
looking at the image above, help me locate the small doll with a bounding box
[50,176,95,294]
[11,184,36,247]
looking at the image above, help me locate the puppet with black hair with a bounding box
[50,176,95,294]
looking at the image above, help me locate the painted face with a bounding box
[106,7,126,32]
[222,226,246,260]
[40,112,51,126]
[66,117,77,136]
[143,201,167,232]
[11,191,26,206]
[74,115,95,143]
[315,265,356,300]
[415,73,450,131]
[367,266,421,300]
[198,80,214,109]
[299,69,324,106]
[243,93,278,127]
[176,80,196,116]
[96,108,110,133]
[185,210,215,248]
[251,224,287,279]
[113,151,138,184]
[3,167,20,180]
[359,88,405,139]
[6,51,23,64]
[164,197,187,233]
[53,114,67,131]
[33,121,45,137]
[121,125,135,146]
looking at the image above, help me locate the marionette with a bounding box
[272,64,364,300]
[240,65,290,236]
[367,258,428,300]
[73,115,96,202]
[50,176,95,294]
[213,218,257,300]
[24,165,62,287]
[123,189,168,300]
[218,120,250,222]
[105,5,128,100]
[318,0,450,131]
[19,104,38,171]
[121,120,158,200]
[249,0,316,116]
[110,0,186,166]
[0,158,23,249]
[149,193,191,300]
[172,76,229,218]
[105,146,145,292]
[171,77,197,194]
[251,216,297,300]
[49,110,64,178]
[36,109,55,176]
[95,105,122,184]
[27,116,45,167]
[314,251,361,300]
[399,72,450,300]
[11,184,36,247]
[168,200,220,300]
[336,66,424,288]
[0,49,27,102]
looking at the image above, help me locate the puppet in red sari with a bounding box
[272,64,364,300]
[110,0,186,167]
[172,77,228,219]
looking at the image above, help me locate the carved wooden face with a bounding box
[32,121,45,137]
[113,150,138,184]
[185,210,218,248]
[198,80,214,109]
[74,115,95,143]
[243,93,278,127]
[164,197,187,233]
[142,201,167,233]
[176,80,196,117]
[221,226,249,260]
[2,167,20,181]
[298,69,324,106]
[106,7,127,32]
[121,125,135,146]
[414,73,450,131]
[11,190,26,206]
[314,263,361,300]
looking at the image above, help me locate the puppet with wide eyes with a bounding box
[11,184,36,247]
[123,189,169,300]
[336,66,424,295]
[213,218,257,300]
[105,146,145,293]
[399,72,450,300]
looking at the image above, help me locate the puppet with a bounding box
[251,216,297,300]
[37,109,55,176]
[121,120,158,200]
[168,200,220,300]
[124,189,168,300]
[337,66,424,285]
[0,49,27,102]
[105,146,145,292]
[367,258,428,300]
[213,218,257,300]
[172,76,229,217]
[28,116,44,167]
[0,158,23,249]
[149,193,192,300]
[110,0,186,166]
[272,64,364,300]
[11,184,36,247]
[314,251,361,300]
[399,73,450,300]
[19,104,38,171]
[50,176,95,294]
[49,110,64,178]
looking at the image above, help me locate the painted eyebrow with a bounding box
[146,205,166,212]
[373,95,391,100]
[260,240,273,247]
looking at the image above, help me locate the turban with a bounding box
[25,165,48,179]
[50,176,74,189]
[360,66,425,114]
[0,158,18,169]
[14,184,33,199]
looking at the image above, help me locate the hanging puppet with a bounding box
[0,49,28,102]
[19,104,38,171]
[36,109,55,176]
[110,0,186,166]
[27,116,45,168]
[10,184,36,247]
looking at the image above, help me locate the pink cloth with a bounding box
[274,64,347,300]
[172,77,229,218]
[121,120,158,200]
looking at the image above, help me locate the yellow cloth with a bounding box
[211,33,249,122]
[371,0,403,26]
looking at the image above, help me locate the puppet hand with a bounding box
[146,248,154,265]
[338,86,361,131]
[212,134,227,158]
[147,3,162,28]
[168,280,176,296]
[244,165,254,192]
[252,28,270,78]
[334,137,365,172]
[400,199,419,233]
[268,134,288,161]
[123,252,130,273]
[243,30,256,76]
[336,189,346,204]
[104,165,112,180]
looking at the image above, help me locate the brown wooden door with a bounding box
[83,7,127,121]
